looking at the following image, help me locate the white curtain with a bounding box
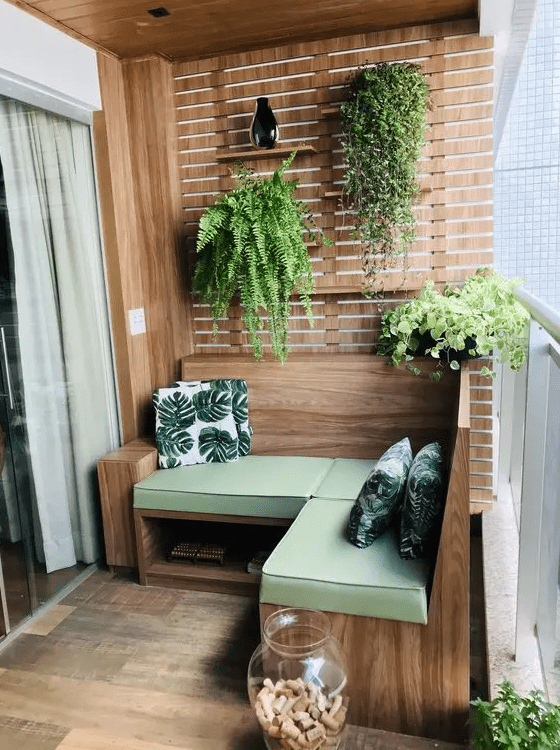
[0,98,119,572]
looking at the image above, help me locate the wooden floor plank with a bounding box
[0,668,261,750]
[55,725,465,750]
[0,715,69,750]
[0,633,132,682]
[348,725,467,748]
[24,606,76,637]
[84,582,181,616]
[60,569,116,607]
[0,570,470,750]
[55,727,198,750]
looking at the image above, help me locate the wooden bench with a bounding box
[97,353,470,742]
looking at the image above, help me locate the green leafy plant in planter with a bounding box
[192,151,331,363]
[340,62,431,294]
[471,681,560,749]
[376,269,530,381]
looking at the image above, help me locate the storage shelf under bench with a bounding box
[133,507,291,596]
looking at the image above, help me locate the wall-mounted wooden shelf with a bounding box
[216,145,318,162]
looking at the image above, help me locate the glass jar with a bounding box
[247,608,349,750]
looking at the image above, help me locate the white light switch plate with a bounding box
[129,307,146,335]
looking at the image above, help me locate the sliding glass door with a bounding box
[0,158,33,634]
[0,97,119,636]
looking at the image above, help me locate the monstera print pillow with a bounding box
[172,378,251,457]
[399,441,445,560]
[348,437,413,549]
[207,379,251,457]
[153,386,239,469]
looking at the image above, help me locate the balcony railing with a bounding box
[497,289,560,700]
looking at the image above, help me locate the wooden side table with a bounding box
[97,438,158,570]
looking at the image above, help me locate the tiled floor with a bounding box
[482,491,545,698]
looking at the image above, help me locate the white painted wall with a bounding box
[0,0,100,123]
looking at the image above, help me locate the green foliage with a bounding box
[376,269,530,379]
[471,681,560,750]
[192,151,331,363]
[340,63,430,293]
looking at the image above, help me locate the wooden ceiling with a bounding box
[10,0,479,61]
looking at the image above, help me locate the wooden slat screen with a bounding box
[173,17,494,505]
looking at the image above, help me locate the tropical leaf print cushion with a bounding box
[209,379,251,457]
[154,385,238,469]
[154,390,196,461]
[399,441,445,560]
[348,437,413,549]
[173,378,252,457]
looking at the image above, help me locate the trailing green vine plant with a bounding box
[340,62,431,295]
[192,151,331,363]
[376,269,530,381]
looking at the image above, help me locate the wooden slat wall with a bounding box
[174,18,493,315]
[469,358,495,508]
[172,18,494,505]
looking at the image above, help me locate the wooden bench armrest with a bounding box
[97,438,158,568]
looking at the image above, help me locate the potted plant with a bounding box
[376,269,530,380]
[340,62,431,294]
[192,151,331,363]
[471,681,560,749]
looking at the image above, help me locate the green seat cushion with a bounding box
[312,458,378,500]
[260,497,430,623]
[133,455,334,519]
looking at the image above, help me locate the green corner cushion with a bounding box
[399,441,445,560]
[348,437,413,549]
[312,458,378,500]
[260,497,430,623]
[133,455,334,519]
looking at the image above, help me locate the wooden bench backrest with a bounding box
[181,353,461,459]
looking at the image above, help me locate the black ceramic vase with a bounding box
[250,97,279,149]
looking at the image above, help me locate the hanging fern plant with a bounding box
[192,151,331,363]
[340,62,431,294]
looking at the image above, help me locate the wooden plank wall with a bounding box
[172,18,494,506]
[96,53,195,441]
